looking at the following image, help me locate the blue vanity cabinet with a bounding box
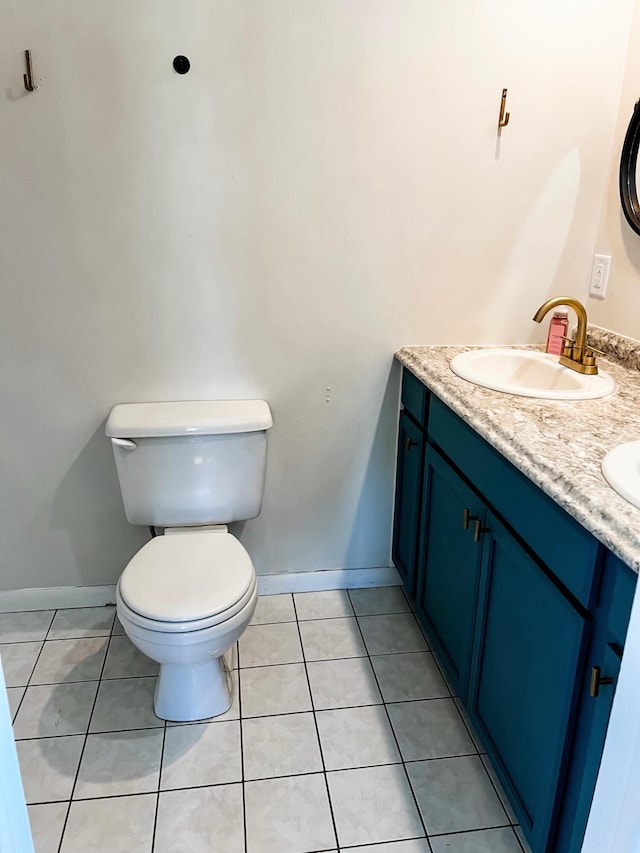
[392,367,638,853]
[417,437,590,848]
[468,509,590,851]
[416,446,485,699]
[392,370,430,598]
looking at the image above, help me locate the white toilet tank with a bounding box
[106,400,273,526]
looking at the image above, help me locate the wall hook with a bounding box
[23,50,37,92]
[498,88,510,128]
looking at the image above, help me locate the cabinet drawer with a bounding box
[429,395,600,607]
[401,369,429,427]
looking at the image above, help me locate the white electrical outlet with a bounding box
[589,253,611,299]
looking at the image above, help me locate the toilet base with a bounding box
[153,657,232,722]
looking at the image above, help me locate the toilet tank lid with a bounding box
[106,400,273,438]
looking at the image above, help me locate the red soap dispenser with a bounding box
[546,307,569,355]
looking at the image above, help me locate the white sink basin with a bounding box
[602,441,640,510]
[449,349,615,400]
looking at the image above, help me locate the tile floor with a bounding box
[1,587,533,853]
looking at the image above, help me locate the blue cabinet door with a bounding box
[469,510,589,853]
[555,642,621,852]
[417,446,485,699]
[392,411,426,598]
[555,552,635,852]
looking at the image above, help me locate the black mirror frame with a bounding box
[620,98,640,236]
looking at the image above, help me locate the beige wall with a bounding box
[589,0,640,340]
[0,0,634,591]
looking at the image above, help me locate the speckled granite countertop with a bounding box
[395,327,640,573]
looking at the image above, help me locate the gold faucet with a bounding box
[532,296,602,375]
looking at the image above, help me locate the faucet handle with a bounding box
[583,345,603,370]
[559,335,575,357]
[585,344,604,357]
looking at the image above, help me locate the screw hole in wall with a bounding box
[173,56,190,75]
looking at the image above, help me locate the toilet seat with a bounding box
[118,531,256,633]
[117,574,257,635]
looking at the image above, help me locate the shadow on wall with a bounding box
[51,422,148,587]
[344,359,401,570]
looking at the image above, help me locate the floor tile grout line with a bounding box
[236,693,458,723]
[291,595,341,852]
[22,634,50,691]
[349,613,434,853]
[12,609,60,739]
[8,687,26,726]
[245,760,413,784]
[23,748,511,807]
[0,609,53,620]
[35,633,115,645]
[9,670,39,724]
[57,628,115,853]
[13,721,165,742]
[236,644,249,853]
[23,672,159,688]
[18,607,62,849]
[399,751,485,766]
[425,822,517,838]
[30,771,326,806]
[238,648,435,670]
[250,609,425,625]
[338,835,427,851]
[150,721,168,853]
[43,608,59,643]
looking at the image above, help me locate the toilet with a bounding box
[106,399,272,722]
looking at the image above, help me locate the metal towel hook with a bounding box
[498,88,510,128]
[23,50,37,92]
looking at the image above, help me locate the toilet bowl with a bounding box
[115,527,258,721]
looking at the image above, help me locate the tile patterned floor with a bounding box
[1,588,532,853]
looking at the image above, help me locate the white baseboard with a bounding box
[257,566,401,595]
[0,585,117,613]
[0,567,401,612]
